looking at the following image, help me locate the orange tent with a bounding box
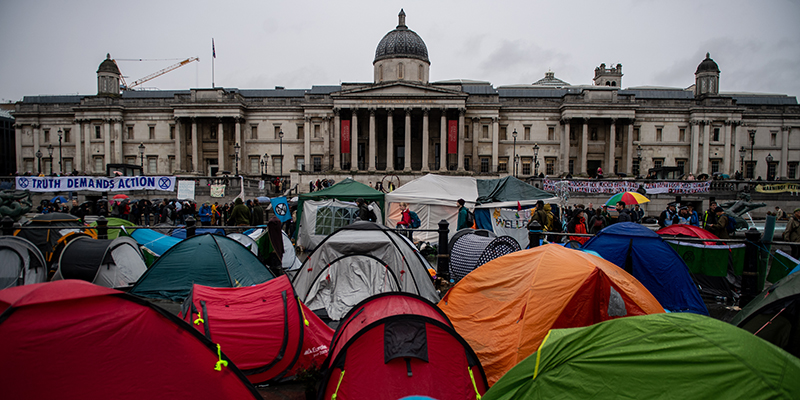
[438,244,664,386]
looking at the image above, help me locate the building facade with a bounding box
[12,11,800,183]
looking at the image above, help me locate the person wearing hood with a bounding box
[198,202,212,226]
[568,209,590,245]
[251,199,265,226]
[228,198,252,226]
[707,207,730,239]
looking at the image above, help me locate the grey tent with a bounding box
[292,221,438,321]
[0,236,47,289]
[52,236,147,289]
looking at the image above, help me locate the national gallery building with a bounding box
[12,10,800,183]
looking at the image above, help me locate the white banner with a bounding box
[16,176,176,192]
[542,179,710,195]
[490,207,532,249]
[210,184,226,198]
[177,180,196,200]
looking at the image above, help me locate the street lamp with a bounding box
[47,144,53,175]
[35,149,42,175]
[766,153,774,180]
[636,144,642,177]
[138,143,145,171]
[278,130,284,176]
[263,153,268,175]
[233,142,241,176]
[739,146,746,174]
[512,129,517,177]
[533,143,540,177]
[748,129,756,179]
[57,129,63,175]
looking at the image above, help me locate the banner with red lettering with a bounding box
[341,120,351,154]
[447,120,457,154]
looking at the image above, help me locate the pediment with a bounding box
[336,82,465,98]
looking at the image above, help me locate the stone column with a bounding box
[115,119,123,165]
[422,108,430,172]
[173,118,182,172]
[626,122,634,175]
[14,124,23,173]
[491,117,499,173]
[561,118,570,174]
[781,126,790,178]
[217,118,225,174]
[723,121,732,175]
[457,108,465,171]
[701,121,710,174]
[404,108,412,172]
[368,109,376,172]
[192,118,199,173]
[732,122,740,173]
[580,120,588,175]
[608,119,616,174]
[104,120,111,166]
[323,116,331,171]
[73,120,81,174]
[472,117,480,172]
[236,118,243,174]
[439,109,447,172]
[304,116,312,172]
[32,124,40,169]
[351,109,358,172]
[386,108,394,171]
[333,108,341,171]
[83,122,91,172]
[690,120,700,174]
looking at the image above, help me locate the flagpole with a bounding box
[212,38,215,88]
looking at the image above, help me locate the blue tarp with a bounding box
[170,228,226,239]
[582,222,709,315]
[130,229,181,257]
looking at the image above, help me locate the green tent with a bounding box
[484,313,800,400]
[475,176,555,205]
[296,178,384,235]
[667,241,746,276]
[89,217,137,239]
[129,234,275,302]
[732,270,800,357]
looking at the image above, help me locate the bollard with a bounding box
[528,221,542,248]
[437,219,450,282]
[1,216,13,236]
[96,216,108,240]
[186,216,196,238]
[740,227,762,308]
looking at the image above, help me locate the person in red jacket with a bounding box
[396,202,411,228]
[568,209,590,244]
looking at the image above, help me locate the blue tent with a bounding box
[130,228,181,257]
[582,222,708,315]
[170,227,226,239]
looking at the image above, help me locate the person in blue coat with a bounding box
[198,202,212,226]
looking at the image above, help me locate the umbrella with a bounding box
[256,196,270,203]
[51,195,68,204]
[112,194,129,201]
[605,191,650,206]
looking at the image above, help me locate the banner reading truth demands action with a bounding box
[16,176,176,192]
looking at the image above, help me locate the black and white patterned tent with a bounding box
[449,231,521,282]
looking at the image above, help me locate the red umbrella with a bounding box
[112,194,129,200]
[657,224,720,245]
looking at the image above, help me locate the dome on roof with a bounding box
[533,71,570,87]
[695,53,719,74]
[374,10,429,64]
[97,54,120,75]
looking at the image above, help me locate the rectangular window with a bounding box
[546,158,555,175]
[315,124,321,139]
[522,158,531,176]
[273,157,283,175]
[149,126,155,140]
[614,158,620,174]
[482,125,489,139]
[95,126,101,139]
[44,160,52,175]
[94,156,104,172]
[296,157,305,172]
[633,159,640,176]
[676,159,686,174]
[64,129,71,143]
[210,125,217,140]
[768,162,777,180]
[788,162,798,179]
[711,159,720,174]
[679,128,686,142]
[480,158,489,173]
[297,125,304,140]
[546,126,553,141]
[169,156,175,173]
[24,159,33,174]
[500,126,507,141]
[313,156,322,172]
[653,158,663,169]
[713,128,720,142]
[250,157,259,174]
[464,156,471,171]
[590,128,598,141]
[44,129,50,143]
[64,158,73,173]
[126,157,136,165]
[570,127,577,142]
[464,125,470,140]
[771,131,777,146]
[746,162,755,179]
[498,158,508,173]
[634,127,640,142]
[569,159,575,175]
[615,129,622,143]
[274,126,281,139]
[147,157,157,174]
[127,126,134,140]
[170,125,175,140]
[656,127,663,142]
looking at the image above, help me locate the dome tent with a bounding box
[0,236,47,289]
[52,236,147,288]
[292,221,437,322]
[0,280,261,400]
[449,230,521,282]
[130,234,275,302]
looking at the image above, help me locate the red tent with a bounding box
[657,224,720,245]
[320,292,488,400]
[0,280,260,399]
[181,275,333,384]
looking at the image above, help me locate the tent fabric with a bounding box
[656,223,720,245]
[292,221,438,321]
[439,244,665,386]
[246,228,302,272]
[475,176,557,208]
[483,313,800,400]
[171,227,226,239]
[732,270,800,357]
[89,217,136,239]
[52,236,147,288]
[582,222,709,315]
[297,178,385,237]
[298,199,360,251]
[450,233,521,282]
[0,280,262,400]
[130,228,181,257]
[769,249,800,283]
[319,293,488,400]
[227,233,259,255]
[130,234,275,301]
[14,212,94,264]
[0,236,47,289]
[181,276,334,384]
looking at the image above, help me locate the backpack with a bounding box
[465,209,475,227]
[409,211,421,228]
[544,212,554,232]
[725,214,737,233]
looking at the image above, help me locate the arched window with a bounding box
[398,63,404,79]
[605,81,611,86]
[611,81,616,87]
[418,64,424,81]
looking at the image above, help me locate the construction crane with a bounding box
[115,57,199,91]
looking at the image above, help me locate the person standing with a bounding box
[142,199,152,226]
[703,201,718,229]
[588,207,606,234]
[527,200,549,232]
[633,204,644,222]
[198,202,212,226]
[658,203,679,228]
[228,198,252,226]
[783,208,800,259]
[252,199,265,226]
[568,209,590,245]
[616,201,632,223]
[396,202,411,228]
[457,198,470,230]
[707,207,730,239]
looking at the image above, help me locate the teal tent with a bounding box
[484,313,800,400]
[297,178,385,221]
[129,234,274,301]
[475,176,555,206]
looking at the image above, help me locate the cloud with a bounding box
[474,39,574,85]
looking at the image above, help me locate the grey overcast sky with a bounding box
[1,0,799,103]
